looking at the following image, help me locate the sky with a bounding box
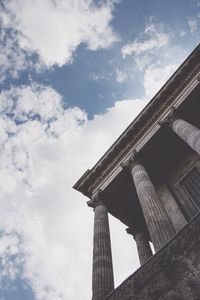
[0,0,199,299]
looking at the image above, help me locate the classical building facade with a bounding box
[73,44,200,299]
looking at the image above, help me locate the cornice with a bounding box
[73,44,200,198]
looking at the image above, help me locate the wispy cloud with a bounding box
[89,71,112,82]
[115,68,128,83]
[120,18,194,98]
[121,20,169,58]
[187,17,198,33]
[179,30,187,37]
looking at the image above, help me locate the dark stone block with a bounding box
[106,213,200,300]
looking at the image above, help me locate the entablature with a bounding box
[73,44,200,198]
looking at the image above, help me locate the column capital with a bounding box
[121,149,140,172]
[87,189,106,209]
[158,106,178,129]
[126,227,149,240]
[126,227,137,237]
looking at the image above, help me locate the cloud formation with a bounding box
[0,11,36,83]
[143,63,178,98]
[2,0,118,68]
[0,82,146,299]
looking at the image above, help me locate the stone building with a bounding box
[73,44,200,299]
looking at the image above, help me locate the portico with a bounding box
[74,44,200,300]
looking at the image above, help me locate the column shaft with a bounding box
[134,232,153,265]
[171,118,200,155]
[92,203,114,300]
[131,163,175,252]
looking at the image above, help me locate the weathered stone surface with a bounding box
[172,118,200,155]
[92,202,114,300]
[106,213,200,300]
[131,162,175,251]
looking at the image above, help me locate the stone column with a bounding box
[123,156,175,252]
[171,118,200,155]
[126,227,153,265]
[88,192,114,300]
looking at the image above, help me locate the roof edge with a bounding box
[74,43,200,196]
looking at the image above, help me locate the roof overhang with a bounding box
[73,43,200,198]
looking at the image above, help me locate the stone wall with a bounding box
[106,213,200,300]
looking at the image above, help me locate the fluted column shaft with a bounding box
[134,232,153,265]
[89,198,114,300]
[127,228,153,265]
[171,118,200,155]
[131,162,175,252]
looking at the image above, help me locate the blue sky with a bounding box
[0,0,200,299]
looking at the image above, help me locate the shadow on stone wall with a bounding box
[106,213,200,300]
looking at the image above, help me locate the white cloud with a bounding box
[2,0,118,68]
[115,68,128,83]
[144,63,178,98]
[120,18,193,92]
[187,17,198,33]
[0,84,63,123]
[121,21,169,58]
[0,83,146,300]
[0,233,22,287]
[0,13,37,83]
